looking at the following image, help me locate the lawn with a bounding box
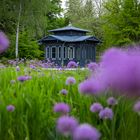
[0,66,140,140]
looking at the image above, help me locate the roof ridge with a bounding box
[49,25,89,32]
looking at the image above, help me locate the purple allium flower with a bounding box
[16,66,20,71]
[99,107,113,120]
[17,75,31,82]
[66,77,76,85]
[53,103,70,114]
[67,61,78,68]
[57,116,78,136]
[17,76,27,82]
[0,32,9,53]
[78,78,104,95]
[133,101,140,113]
[73,124,101,140]
[60,89,68,95]
[25,76,32,80]
[30,65,36,69]
[107,97,118,106]
[99,47,140,96]
[6,105,15,112]
[79,47,140,97]
[90,103,103,113]
[88,62,98,71]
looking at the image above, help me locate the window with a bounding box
[51,47,56,59]
[68,47,74,59]
[46,47,50,58]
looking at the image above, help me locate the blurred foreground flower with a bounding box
[67,61,78,68]
[87,62,98,71]
[133,101,140,113]
[57,116,78,136]
[99,107,113,120]
[53,103,70,114]
[0,32,10,53]
[30,65,36,69]
[6,105,15,112]
[107,97,118,106]
[78,79,103,95]
[73,124,101,140]
[17,75,32,82]
[60,89,68,95]
[66,77,76,85]
[90,103,103,113]
[79,47,140,97]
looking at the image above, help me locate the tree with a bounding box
[66,0,103,39]
[102,0,140,47]
[0,0,65,59]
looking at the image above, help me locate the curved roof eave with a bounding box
[41,35,101,43]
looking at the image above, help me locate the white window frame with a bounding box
[51,46,57,60]
[68,46,74,60]
[46,47,50,58]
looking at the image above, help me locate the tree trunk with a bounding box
[15,1,22,59]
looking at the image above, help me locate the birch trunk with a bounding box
[15,1,22,59]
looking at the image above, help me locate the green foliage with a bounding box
[67,0,140,53]
[17,32,43,59]
[0,0,66,59]
[66,0,104,53]
[1,32,43,59]
[102,0,140,47]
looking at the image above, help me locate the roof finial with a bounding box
[68,21,72,26]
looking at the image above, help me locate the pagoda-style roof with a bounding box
[39,24,101,44]
[40,35,100,43]
[49,24,89,33]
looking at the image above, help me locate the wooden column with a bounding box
[94,46,96,62]
[61,42,65,66]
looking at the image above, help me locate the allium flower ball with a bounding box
[0,32,10,53]
[133,101,140,113]
[90,103,103,113]
[100,47,140,96]
[73,124,101,140]
[107,97,118,106]
[17,75,31,82]
[79,47,140,97]
[6,105,15,112]
[25,76,32,80]
[99,107,113,120]
[57,116,78,136]
[16,66,20,71]
[30,65,36,69]
[78,78,103,95]
[53,103,70,114]
[66,77,76,85]
[60,89,68,95]
[88,62,98,71]
[67,61,78,68]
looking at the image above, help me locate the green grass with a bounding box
[0,67,140,140]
